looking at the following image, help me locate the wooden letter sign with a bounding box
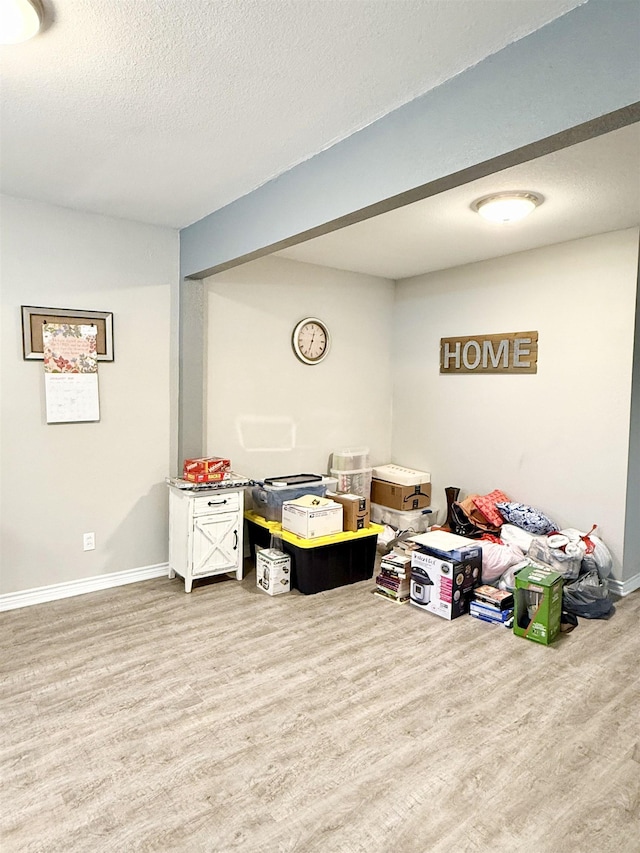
[440,331,538,374]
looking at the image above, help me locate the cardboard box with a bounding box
[409,532,481,620]
[514,565,563,645]
[256,547,291,595]
[183,470,232,484]
[281,496,343,539]
[326,492,370,532]
[183,456,231,482]
[371,478,431,511]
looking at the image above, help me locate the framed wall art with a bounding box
[21,306,114,361]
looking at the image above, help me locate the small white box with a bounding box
[371,464,431,486]
[281,498,343,539]
[256,548,291,595]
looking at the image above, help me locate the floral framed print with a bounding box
[21,306,114,361]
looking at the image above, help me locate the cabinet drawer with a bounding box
[192,491,240,516]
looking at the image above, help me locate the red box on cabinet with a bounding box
[183,456,231,482]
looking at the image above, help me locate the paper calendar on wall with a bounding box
[43,323,100,423]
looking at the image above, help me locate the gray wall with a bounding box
[178,0,640,586]
[392,230,639,583]
[0,196,178,595]
[204,256,394,479]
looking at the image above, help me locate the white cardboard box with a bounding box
[256,548,291,595]
[281,498,343,539]
[371,464,431,486]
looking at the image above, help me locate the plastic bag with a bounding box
[498,558,548,591]
[580,534,613,580]
[478,541,525,584]
[563,570,614,619]
[500,523,534,553]
[527,536,584,580]
[376,525,399,554]
[557,525,612,580]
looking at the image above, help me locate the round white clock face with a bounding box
[292,317,330,365]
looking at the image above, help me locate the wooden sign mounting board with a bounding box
[440,331,538,374]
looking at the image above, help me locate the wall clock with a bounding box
[291,317,331,365]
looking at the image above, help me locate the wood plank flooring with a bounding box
[1,563,639,852]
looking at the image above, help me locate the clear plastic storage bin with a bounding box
[330,447,370,471]
[329,467,372,499]
[370,502,432,533]
[251,476,337,522]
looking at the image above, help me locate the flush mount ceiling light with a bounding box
[471,191,544,224]
[0,0,43,45]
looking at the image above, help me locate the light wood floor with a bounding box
[1,563,639,853]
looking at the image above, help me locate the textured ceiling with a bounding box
[0,0,584,229]
[275,122,640,279]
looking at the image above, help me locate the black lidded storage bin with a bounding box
[245,515,379,594]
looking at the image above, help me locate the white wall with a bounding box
[0,196,178,594]
[392,229,639,581]
[205,255,394,479]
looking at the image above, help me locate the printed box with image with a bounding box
[514,565,563,645]
[409,531,481,620]
[256,548,291,595]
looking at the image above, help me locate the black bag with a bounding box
[562,570,615,619]
[449,502,484,539]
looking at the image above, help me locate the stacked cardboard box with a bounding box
[326,492,370,532]
[281,495,343,539]
[370,464,431,512]
[183,456,231,483]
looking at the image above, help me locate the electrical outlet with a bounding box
[83,532,95,551]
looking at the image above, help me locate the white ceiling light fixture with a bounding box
[0,0,43,45]
[472,191,544,224]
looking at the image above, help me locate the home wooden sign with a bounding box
[440,331,538,374]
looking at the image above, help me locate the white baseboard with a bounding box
[0,563,169,612]
[2,564,637,610]
[608,572,640,598]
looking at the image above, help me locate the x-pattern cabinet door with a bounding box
[192,512,240,575]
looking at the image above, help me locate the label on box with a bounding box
[184,471,231,483]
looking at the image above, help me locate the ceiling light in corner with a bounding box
[0,0,43,45]
[472,191,544,224]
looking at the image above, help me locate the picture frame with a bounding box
[21,306,114,361]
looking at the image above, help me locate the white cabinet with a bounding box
[168,486,244,592]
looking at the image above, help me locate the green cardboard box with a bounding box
[513,565,564,645]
